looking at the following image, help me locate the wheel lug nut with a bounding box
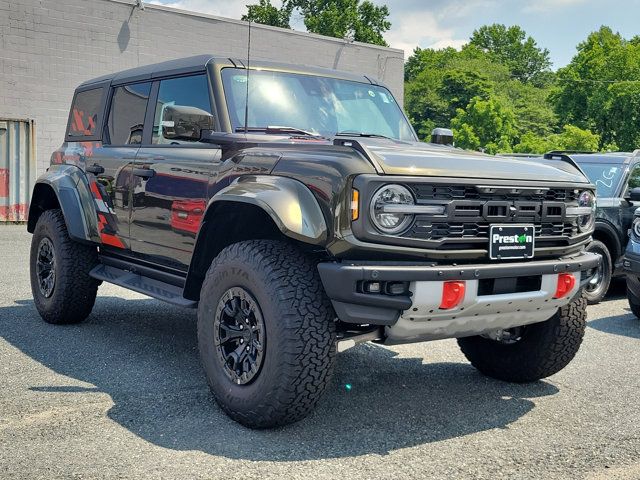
[239,325,243,330]
[246,347,250,351]
[240,339,244,344]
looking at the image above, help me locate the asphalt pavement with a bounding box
[1,224,639,479]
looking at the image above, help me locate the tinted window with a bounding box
[105,82,152,145]
[580,163,625,197]
[68,88,103,138]
[629,165,640,190]
[152,75,213,145]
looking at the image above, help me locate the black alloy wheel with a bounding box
[213,287,266,385]
[36,237,56,298]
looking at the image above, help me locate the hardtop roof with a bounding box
[78,54,376,88]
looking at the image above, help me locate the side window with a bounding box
[105,82,152,145]
[67,88,103,138]
[629,165,640,190]
[152,74,214,145]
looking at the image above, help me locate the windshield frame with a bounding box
[219,66,417,141]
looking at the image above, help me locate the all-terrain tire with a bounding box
[457,293,587,383]
[625,275,640,319]
[197,240,337,428]
[30,209,99,324]
[583,240,612,305]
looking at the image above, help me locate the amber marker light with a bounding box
[351,189,360,221]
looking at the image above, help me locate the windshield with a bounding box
[221,68,416,141]
[579,163,624,197]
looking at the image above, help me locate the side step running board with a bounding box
[89,264,197,308]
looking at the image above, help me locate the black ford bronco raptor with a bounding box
[28,55,600,428]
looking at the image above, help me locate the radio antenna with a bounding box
[243,20,252,134]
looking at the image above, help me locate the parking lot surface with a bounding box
[1,224,639,479]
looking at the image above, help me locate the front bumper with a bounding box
[318,251,600,344]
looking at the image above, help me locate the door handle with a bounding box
[133,168,156,178]
[85,164,105,175]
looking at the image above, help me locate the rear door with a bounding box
[129,74,220,269]
[83,82,152,249]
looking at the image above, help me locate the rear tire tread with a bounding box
[30,209,98,324]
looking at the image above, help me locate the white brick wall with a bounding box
[0,0,405,174]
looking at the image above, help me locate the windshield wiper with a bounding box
[335,131,394,140]
[235,126,321,136]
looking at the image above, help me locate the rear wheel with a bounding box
[197,240,336,428]
[29,209,99,324]
[583,240,612,305]
[626,275,640,319]
[458,293,587,383]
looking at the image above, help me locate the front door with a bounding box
[129,74,220,269]
[89,81,152,250]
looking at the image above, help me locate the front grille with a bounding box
[410,184,579,202]
[407,221,577,241]
[398,184,583,251]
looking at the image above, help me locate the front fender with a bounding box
[27,164,100,243]
[209,175,328,244]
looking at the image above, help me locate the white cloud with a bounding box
[385,12,467,57]
[523,0,588,13]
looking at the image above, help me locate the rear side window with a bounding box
[67,88,103,138]
[152,74,213,145]
[105,82,152,145]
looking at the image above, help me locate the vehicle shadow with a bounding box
[588,313,640,340]
[0,297,559,461]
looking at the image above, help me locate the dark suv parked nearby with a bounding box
[545,152,640,304]
[27,55,599,428]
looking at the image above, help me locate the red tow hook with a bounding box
[440,281,466,310]
[553,273,576,299]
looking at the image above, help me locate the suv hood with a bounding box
[360,138,589,184]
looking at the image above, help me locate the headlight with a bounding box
[370,184,415,234]
[633,217,640,239]
[577,190,596,233]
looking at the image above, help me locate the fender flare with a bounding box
[593,219,623,261]
[207,175,328,244]
[183,175,328,300]
[27,164,100,244]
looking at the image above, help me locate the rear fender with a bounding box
[27,164,100,243]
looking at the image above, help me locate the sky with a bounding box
[148,0,640,68]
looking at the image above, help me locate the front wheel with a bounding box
[583,240,612,305]
[458,293,587,383]
[197,240,336,428]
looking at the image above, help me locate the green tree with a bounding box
[512,125,600,154]
[553,124,601,151]
[469,24,552,83]
[299,0,390,46]
[553,26,640,150]
[451,96,517,154]
[242,0,293,28]
[243,0,391,46]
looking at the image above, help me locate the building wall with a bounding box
[0,0,404,174]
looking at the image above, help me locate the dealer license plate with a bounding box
[489,224,535,260]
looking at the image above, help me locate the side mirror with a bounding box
[629,187,640,202]
[161,105,214,141]
[431,127,454,146]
